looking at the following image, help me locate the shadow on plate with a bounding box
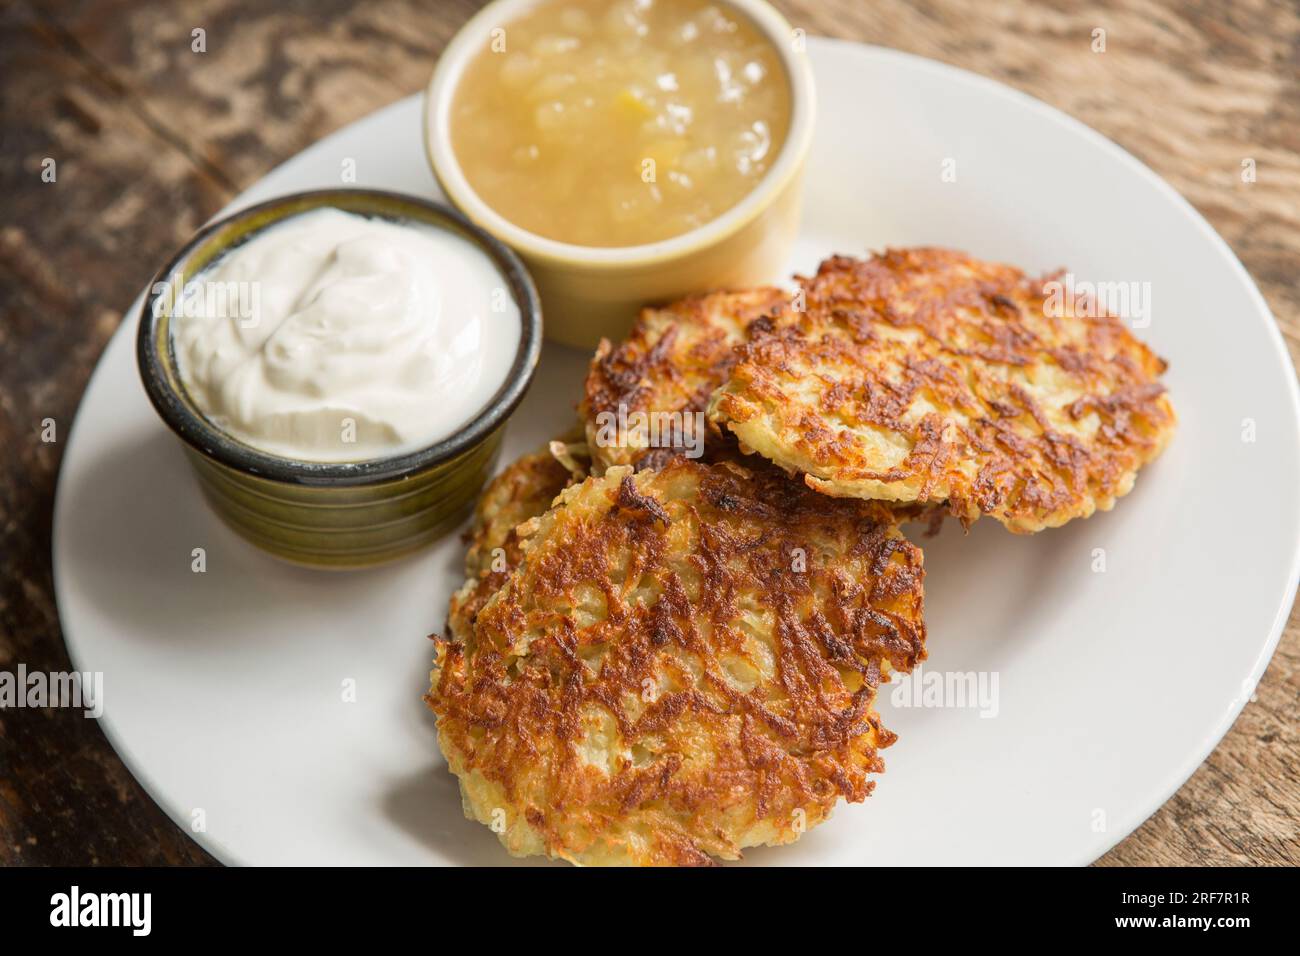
[56,425,452,650]
[381,765,560,867]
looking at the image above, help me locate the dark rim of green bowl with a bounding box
[137,188,542,488]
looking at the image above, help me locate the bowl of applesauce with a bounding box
[424,0,815,348]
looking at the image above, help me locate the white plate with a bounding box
[54,40,1300,866]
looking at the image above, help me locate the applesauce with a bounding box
[449,0,792,248]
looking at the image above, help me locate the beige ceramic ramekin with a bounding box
[423,0,816,349]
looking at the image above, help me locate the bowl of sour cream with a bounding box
[137,189,542,569]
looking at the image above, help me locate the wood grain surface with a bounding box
[1,0,1296,866]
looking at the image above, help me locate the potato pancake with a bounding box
[582,288,787,473]
[709,249,1176,533]
[426,456,925,865]
[449,433,586,643]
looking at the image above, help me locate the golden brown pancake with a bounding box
[709,249,1176,533]
[427,456,925,865]
[581,288,787,473]
[449,433,586,644]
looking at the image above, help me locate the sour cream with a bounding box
[170,208,521,463]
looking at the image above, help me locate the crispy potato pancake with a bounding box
[449,433,586,643]
[427,457,925,866]
[709,249,1176,533]
[582,287,787,473]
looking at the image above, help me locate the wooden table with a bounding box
[1,0,1296,866]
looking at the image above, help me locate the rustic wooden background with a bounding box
[1,0,1296,866]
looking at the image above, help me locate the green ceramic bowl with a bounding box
[137,189,542,569]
